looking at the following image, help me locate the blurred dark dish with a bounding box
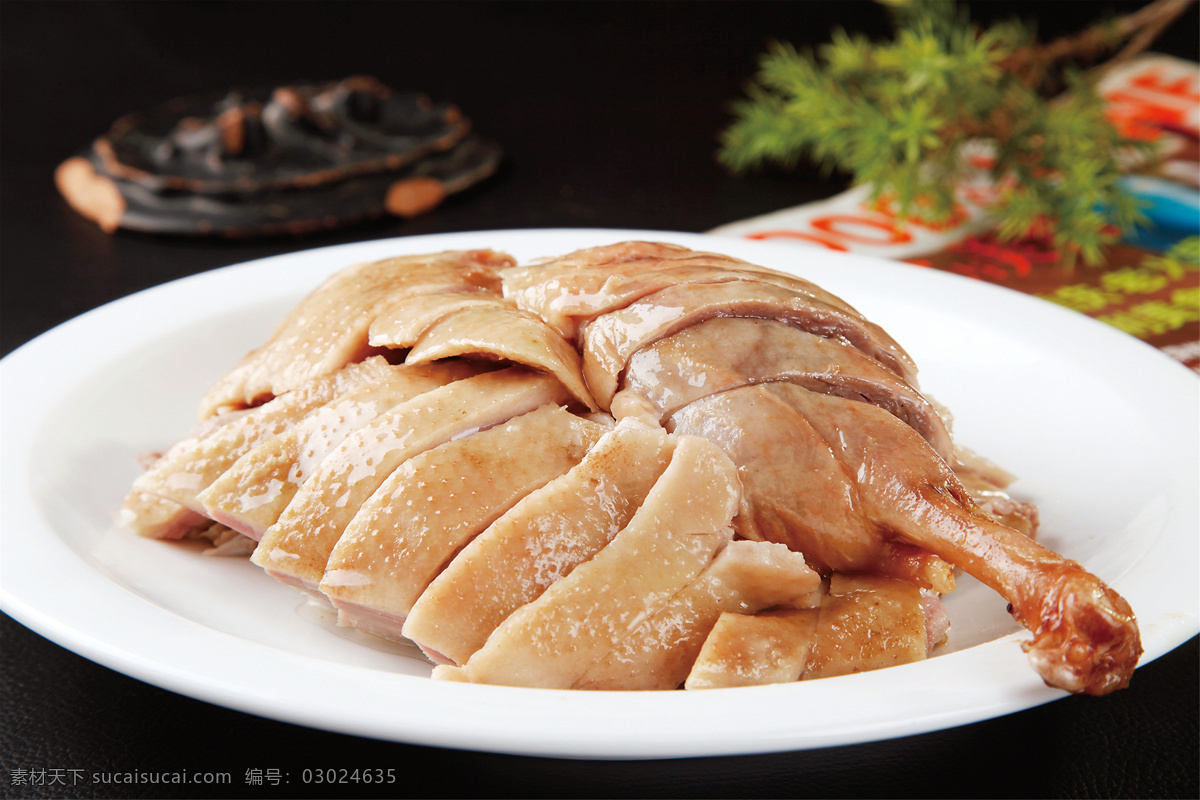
[55,76,502,236]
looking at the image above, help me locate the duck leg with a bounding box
[781,384,1141,696]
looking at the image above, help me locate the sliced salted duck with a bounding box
[198,249,513,417]
[251,368,569,592]
[618,317,954,460]
[121,402,264,539]
[502,241,697,336]
[574,540,819,690]
[683,608,821,690]
[118,489,212,540]
[117,241,1144,695]
[197,361,480,539]
[802,573,928,680]
[580,279,916,410]
[367,290,500,349]
[402,418,676,667]
[404,301,597,411]
[319,404,606,639]
[684,573,935,687]
[773,385,1141,695]
[447,435,740,689]
[503,240,860,340]
[617,319,1026,533]
[668,384,955,592]
[133,356,398,513]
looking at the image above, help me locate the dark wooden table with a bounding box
[3,3,1197,798]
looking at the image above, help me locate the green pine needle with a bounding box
[720,0,1159,266]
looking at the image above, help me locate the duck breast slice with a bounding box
[198,361,481,539]
[576,540,820,690]
[684,608,822,690]
[118,490,213,540]
[503,241,700,335]
[802,573,928,681]
[367,290,501,349]
[402,418,675,667]
[453,435,740,689]
[134,357,398,513]
[251,368,569,592]
[320,404,606,639]
[199,249,512,417]
[405,303,598,411]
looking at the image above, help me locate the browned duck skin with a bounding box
[778,385,1141,696]
[669,384,955,593]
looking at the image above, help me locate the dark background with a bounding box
[2,2,1197,798]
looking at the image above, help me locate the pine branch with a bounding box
[720,0,1195,266]
[1002,0,1195,83]
[887,0,1197,88]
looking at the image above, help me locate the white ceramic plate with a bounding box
[2,229,1197,759]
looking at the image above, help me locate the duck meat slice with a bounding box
[575,540,820,690]
[404,302,598,411]
[765,383,1140,695]
[451,435,739,689]
[118,489,213,540]
[134,356,397,513]
[503,240,857,339]
[367,290,500,348]
[669,384,955,591]
[580,280,916,410]
[683,608,821,690]
[502,241,699,336]
[403,418,675,667]
[699,575,943,685]
[619,317,954,461]
[198,361,481,539]
[120,404,263,539]
[320,404,606,639]
[251,368,569,592]
[802,573,929,680]
[198,249,513,417]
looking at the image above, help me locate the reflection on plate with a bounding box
[2,229,1197,759]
